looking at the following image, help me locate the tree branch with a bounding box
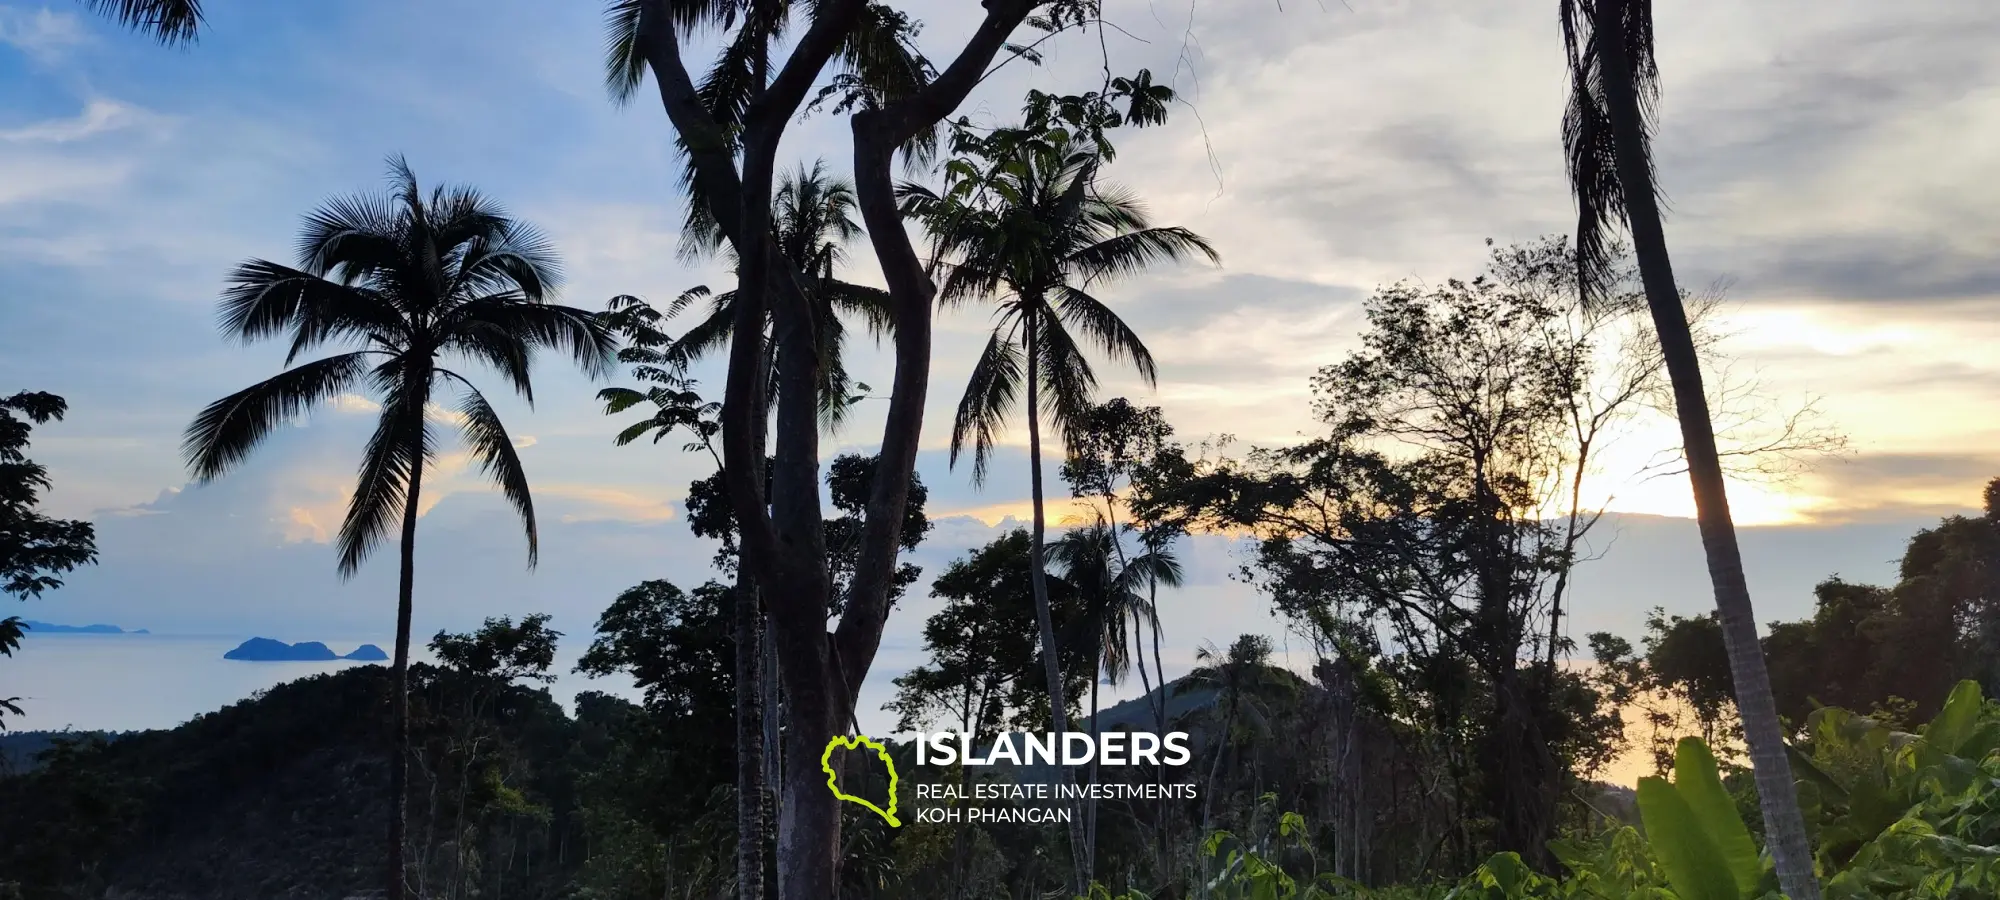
[835,0,1037,700]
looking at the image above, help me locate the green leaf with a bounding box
[1638,775,1745,900]
[1787,741,1849,804]
[1923,680,1983,757]
[1482,852,1533,893]
[1670,738,1762,897]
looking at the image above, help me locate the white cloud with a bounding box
[330,393,380,414]
[0,97,150,142]
[0,6,87,63]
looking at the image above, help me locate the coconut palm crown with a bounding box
[901,133,1219,483]
[182,157,615,574]
[608,160,893,433]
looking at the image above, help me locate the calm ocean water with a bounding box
[3,633,641,733]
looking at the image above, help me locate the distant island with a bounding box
[21,621,149,634]
[223,638,388,662]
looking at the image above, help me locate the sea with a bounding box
[1,631,916,739]
[2,632,643,734]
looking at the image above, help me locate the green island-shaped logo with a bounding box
[822,734,900,827]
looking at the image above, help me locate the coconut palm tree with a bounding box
[618,160,893,432]
[1560,0,1817,894]
[902,131,1214,889]
[1179,634,1297,833]
[1049,519,1181,873]
[181,158,613,900]
[598,160,886,900]
[83,0,202,44]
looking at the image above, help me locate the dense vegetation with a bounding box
[1,470,1995,899]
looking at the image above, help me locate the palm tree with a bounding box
[903,131,1215,889]
[181,158,614,900]
[1560,0,1817,894]
[83,0,203,44]
[599,160,885,900]
[1049,519,1181,873]
[624,160,893,431]
[1179,634,1296,833]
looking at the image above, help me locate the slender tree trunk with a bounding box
[1022,304,1086,894]
[1201,699,1230,833]
[1086,644,1102,885]
[735,570,767,900]
[389,457,424,900]
[1148,583,1170,862]
[1593,2,1817,895]
[1130,608,1166,868]
[763,622,781,840]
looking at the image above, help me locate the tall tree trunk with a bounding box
[1201,698,1230,833]
[735,571,767,900]
[1130,606,1167,868]
[1022,304,1086,894]
[389,456,424,900]
[763,622,781,838]
[1593,2,1817,895]
[1086,644,1102,885]
[1149,583,1170,861]
[629,6,1043,898]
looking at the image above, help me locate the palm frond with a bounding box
[443,299,617,384]
[604,0,649,104]
[453,225,564,304]
[1065,227,1219,287]
[1562,0,1662,308]
[83,0,202,45]
[446,375,539,567]
[1049,283,1158,387]
[338,386,432,576]
[1033,311,1099,440]
[950,328,1025,485]
[219,261,408,363]
[441,319,536,402]
[182,352,373,482]
[819,280,895,338]
[1122,547,1184,593]
[426,184,513,259]
[296,191,404,284]
[657,289,739,369]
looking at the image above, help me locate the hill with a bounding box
[0,664,608,900]
[220,639,388,661]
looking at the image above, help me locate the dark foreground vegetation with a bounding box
[2,470,1997,899]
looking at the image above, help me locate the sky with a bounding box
[2,0,1998,731]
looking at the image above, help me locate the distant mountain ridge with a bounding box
[222,638,387,662]
[21,621,148,634]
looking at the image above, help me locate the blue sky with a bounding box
[4,0,1999,728]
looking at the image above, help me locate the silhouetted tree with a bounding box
[0,392,100,725]
[1559,0,1816,891]
[182,158,613,900]
[903,115,1214,890]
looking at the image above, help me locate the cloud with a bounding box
[0,6,87,63]
[0,97,149,142]
[1798,453,2000,522]
[330,393,380,414]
